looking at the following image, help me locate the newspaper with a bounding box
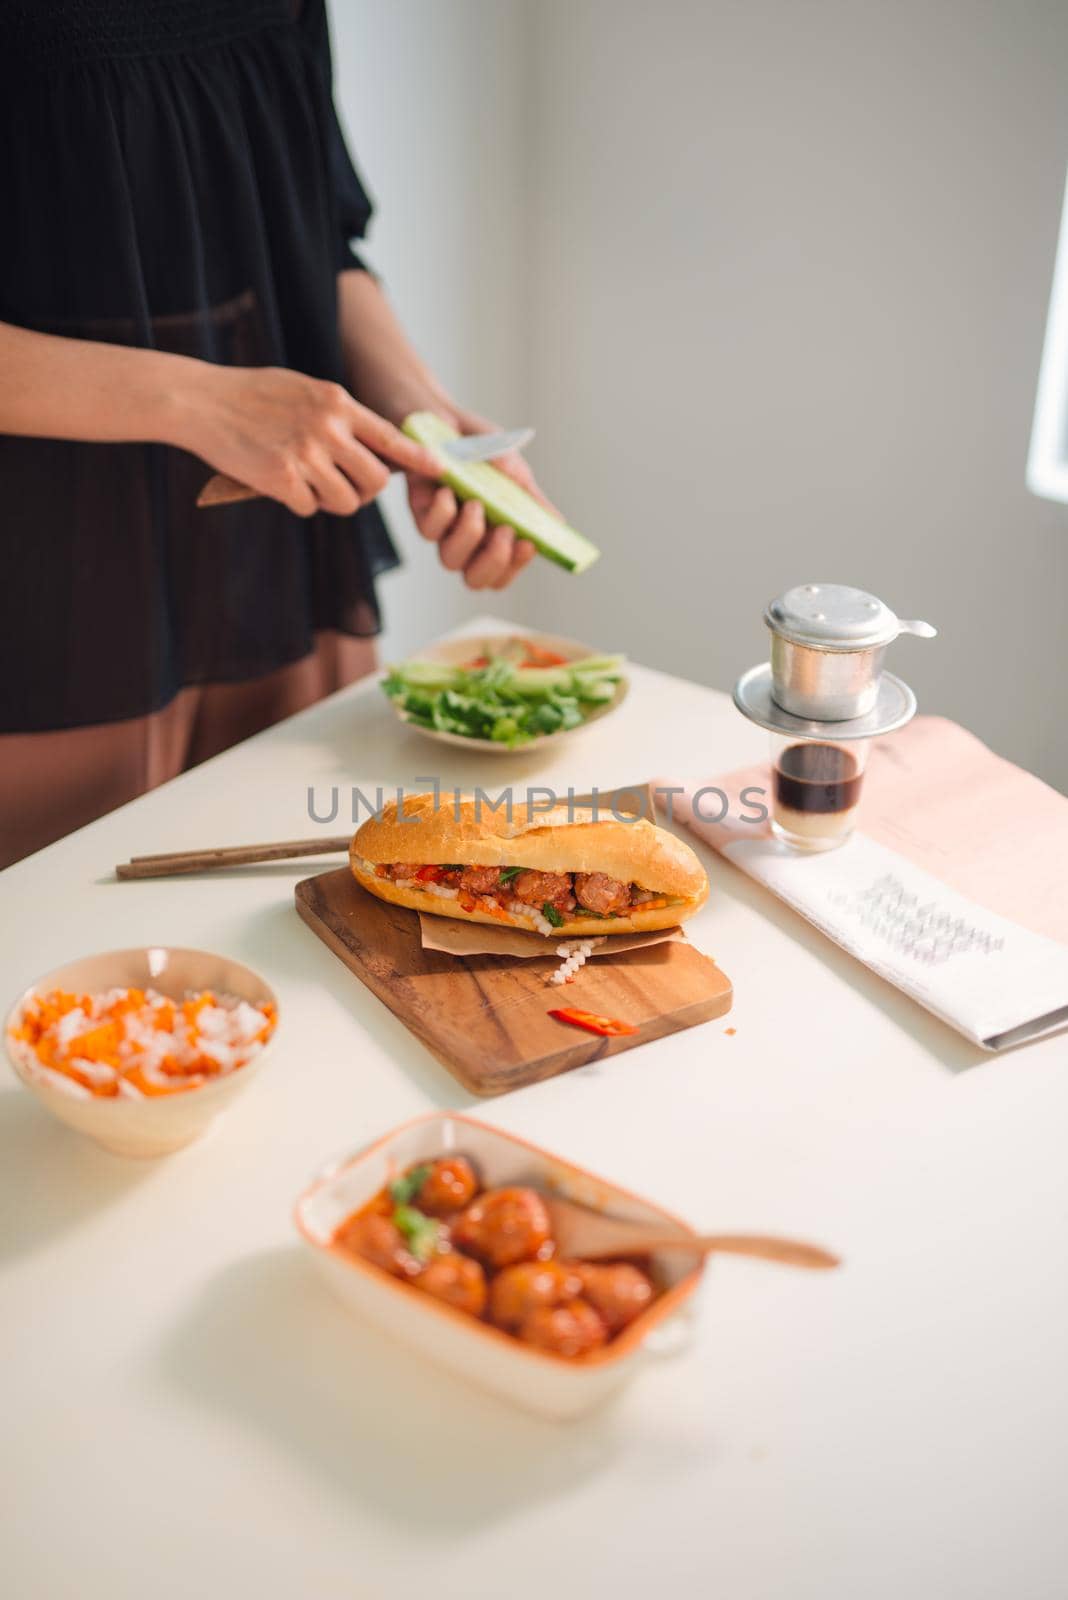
[660,717,1068,1051]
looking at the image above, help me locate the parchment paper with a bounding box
[418,916,686,960]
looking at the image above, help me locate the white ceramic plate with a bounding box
[386,631,629,754]
[5,947,278,1157]
[295,1110,703,1420]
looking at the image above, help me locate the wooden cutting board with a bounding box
[295,868,732,1096]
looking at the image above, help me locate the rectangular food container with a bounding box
[294,1111,704,1420]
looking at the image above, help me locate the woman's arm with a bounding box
[336,269,455,428]
[337,270,540,591]
[0,319,201,445]
[0,320,438,516]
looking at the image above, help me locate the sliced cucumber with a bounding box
[385,660,459,689]
[499,656,625,691]
[402,411,600,575]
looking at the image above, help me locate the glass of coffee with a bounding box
[769,734,869,852]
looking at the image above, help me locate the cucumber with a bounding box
[402,411,600,575]
[505,666,622,696]
[385,660,458,689]
[503,655,625,687]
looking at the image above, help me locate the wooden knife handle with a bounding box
[197,473,260,508]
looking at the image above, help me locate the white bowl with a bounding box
[295,1110,703,1420]
[388,631,629,754]
[5,947,278,1158]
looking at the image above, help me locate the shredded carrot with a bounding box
[454,892,519,924]
[152,1000,176,1032]
[476,898,516,923]
[519,642,568,667]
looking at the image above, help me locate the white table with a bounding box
[3,618,1066,1600]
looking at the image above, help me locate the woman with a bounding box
[0,0,541,868]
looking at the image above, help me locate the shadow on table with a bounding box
[95,861,346,885]
[0,1088,156,1262]
[238,898,476,1111]
[710,855,992,1076]
[159,1244,653,1534]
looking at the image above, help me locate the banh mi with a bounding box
[350,794,708,936]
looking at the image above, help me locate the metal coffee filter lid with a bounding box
[764,583,936,652]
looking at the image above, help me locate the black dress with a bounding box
[0,0,399,733]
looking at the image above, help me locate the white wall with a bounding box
[520,0,1068,788]
[331,0,1068,790]
[329,0,528,660]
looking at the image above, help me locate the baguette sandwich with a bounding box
[350,793,708,936]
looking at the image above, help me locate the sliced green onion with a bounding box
[389,1163,431,1206]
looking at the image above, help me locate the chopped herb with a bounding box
[499,866,523,884]
[388,1162,431,1206]
[392,1203,443,1262]
[542,902,564,927]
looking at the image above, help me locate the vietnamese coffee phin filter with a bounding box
[733,583,937,851]
[765,583,936,721]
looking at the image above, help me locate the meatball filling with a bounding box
[365,858,676,921]
[335,1162,661,1361]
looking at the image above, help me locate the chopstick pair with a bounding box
[115,836,351,880]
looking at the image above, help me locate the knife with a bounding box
[196,426,535,509]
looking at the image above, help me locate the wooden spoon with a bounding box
[544,1193,840,1270]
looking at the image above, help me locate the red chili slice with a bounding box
[415,865,444,882]
[548,1007,639,1037]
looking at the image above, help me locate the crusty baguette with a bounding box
[350,793,708,935]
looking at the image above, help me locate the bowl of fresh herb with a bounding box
[380,632,628,752]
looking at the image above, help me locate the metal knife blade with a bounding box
[442,426,534,463]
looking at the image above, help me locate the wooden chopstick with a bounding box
[115,836,352,880]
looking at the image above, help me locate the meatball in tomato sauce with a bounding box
[413,1156,479,1217]
[573,1262,655,1334]
[519,1299,607,1358]
[417,1251,488,1317]
[336,1212,422,1280]
[458,866,502,896]
[489,1260,583,1331]
[510,870,575,912]
[452,1186,552,1269]
[573,871,631,917]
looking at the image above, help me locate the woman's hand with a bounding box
[178,364,441,517]
[406,406,547,590]
[333,271,549,587]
